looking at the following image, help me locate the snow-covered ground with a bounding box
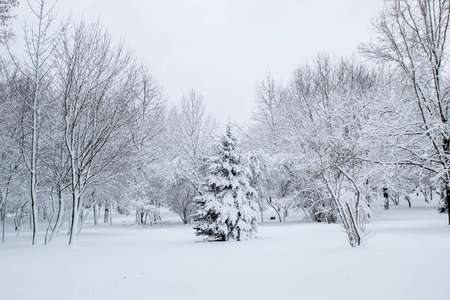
[1,198,449,300]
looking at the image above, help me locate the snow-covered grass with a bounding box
[1,198,449,300]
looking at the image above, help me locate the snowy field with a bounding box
[1,198,449,300]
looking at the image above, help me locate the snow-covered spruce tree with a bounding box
[194,125,258,241]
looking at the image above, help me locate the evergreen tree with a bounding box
[194,125,258,241]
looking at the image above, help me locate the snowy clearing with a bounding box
[1,199,449,300]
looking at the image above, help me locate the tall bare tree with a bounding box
[55,21,136,245]
[124,64,165,226]
[161,90,217,223]
[169,90,216,164]
[9,0,59,244]
[361,0,450,224]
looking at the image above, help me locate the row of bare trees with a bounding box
[244,0,450,246]
[0,1,166,245]
[0,0,220,245]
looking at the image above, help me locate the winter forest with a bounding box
[1,0,450,299]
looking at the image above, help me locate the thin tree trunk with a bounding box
[405,196,411,208]
[266,197,282,222]
[446,184,450,225]
[260,209,264,223]
[109,203,112,226]
[383,187,389,210]
[68,193,78,246]
[422,188,429,203]
[93,203,98,226]
[2,196,7,243]
[135,207,141,225]
[28,4,42,245]
[48,186,64,243]
[104,205,110,224]
[30,166,38,245]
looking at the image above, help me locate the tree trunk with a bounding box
[109,203,112,226]
[182,206,189,224]
[383,187,389,210]
[421,188,429,203]
[266,197,282,222]
[259,202,264,223]
[104,206,110,223]
[444,136,450,225]
[48,187,64,244]
[135,207,141,225]
[446,185,450,225]
[68,192,79,246]
[79,211,84,230]
[2,198,6,243]
[405,196,411,208]
[93,203,98,226]
[30,171,38,245]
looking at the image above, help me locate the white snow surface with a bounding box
[1,198,449,300]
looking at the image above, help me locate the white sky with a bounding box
[12,0,385,126]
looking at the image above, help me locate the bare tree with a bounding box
[252,73,283,152]
[168,90,217,164]
[42,116,69,244]
[8,0,59,245]
[126,65,165,222]
[163,157,198,224]
[361,0,450,224]
[55,21,136,245]
[160,90,217,223]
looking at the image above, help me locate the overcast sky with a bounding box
[13,0,385,126]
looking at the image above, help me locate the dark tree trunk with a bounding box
[109,203,112,226]
[405,196,411,208]
[182,210,188,224]
[446,185,450,225]
[383,187,389,210]
[444,137,450,225]
[2,199,6,243]
[104,206,110,223]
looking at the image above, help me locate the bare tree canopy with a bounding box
[361,0,450,224]
[0,0,18,44]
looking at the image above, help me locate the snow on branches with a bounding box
[194,125,258,241]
